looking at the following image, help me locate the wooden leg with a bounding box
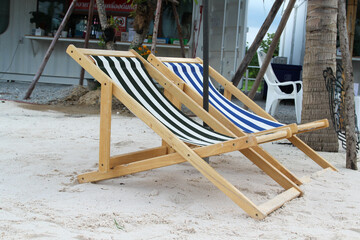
[223,89,232,101]
[252,146,303,185]
[164,88,182,110]
[99,81,112,172]
[177,144,267,219]
[109,146,168,168]
[174,141,301,220]
[155,135,301,219]
[79,130,301,219]
[258,187,301,215]
[289,136,338,171]
[79,135,257,183]
[78,153,187,183]
[161,140,176,154]
[240,148,303,194]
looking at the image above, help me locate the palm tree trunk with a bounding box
[96,0,114,50]
[172,3,186,58]
[301,0,339,152]
[338,0,358,169]
[130,0,157,49]
[151,0,162,54]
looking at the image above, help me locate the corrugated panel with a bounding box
[208,0,247,81]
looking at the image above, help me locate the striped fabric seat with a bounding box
[164,62,284,133]
[91,56,233,146]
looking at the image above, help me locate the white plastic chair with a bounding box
[257,50,303,123]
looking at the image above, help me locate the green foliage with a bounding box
[127,0,147,17]
[241,33,279,92]
[108,16,122,31]
[98,35,106,48]
[114,219,125,230]
[259,33,279,56]
[97,16,122,48]
[246,33,279,79]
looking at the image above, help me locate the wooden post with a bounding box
[151,0,163,54]
[99,80,113,172]
[172,3,186,58]
[346,0,357,56]
[247,0,296,101]
[192,5,203,58]
[203,0,209,113]
[79,0,95,86]
[203,0,209,163]
[338,0,358,170]
[24,0,77,99]
[232,0,284,87]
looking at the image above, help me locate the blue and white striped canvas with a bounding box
[164,62,284,133]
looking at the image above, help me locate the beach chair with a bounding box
[257,50,303,123]
[147,55,337,178]
[67,44,303,219]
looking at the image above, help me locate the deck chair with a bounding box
[66,44,303,220]
[147,55,337,179]
[257,50,303,123]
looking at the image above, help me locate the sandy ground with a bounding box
[0,100,359,239]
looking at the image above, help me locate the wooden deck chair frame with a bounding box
[147,55,337,179]
[66,44,305,220]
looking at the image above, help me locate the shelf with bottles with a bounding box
[24,35,189,50]
[26,12,190,49]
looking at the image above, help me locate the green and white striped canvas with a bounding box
[91,55,233,146]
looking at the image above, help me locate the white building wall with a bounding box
[193,0,248,84]
[279,0,307,65]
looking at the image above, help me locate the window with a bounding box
[0,0,10,34]
[161,1,193,41]
[35,0,67,34]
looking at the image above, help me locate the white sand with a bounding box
[0,101,359,239]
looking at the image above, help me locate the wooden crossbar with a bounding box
[79,134,259,183]
[155,56,202,63]
[76,48,136,57]
[109,146,168,168]
[258,187,301,215]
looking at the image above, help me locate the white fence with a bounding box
[239,65,261,93]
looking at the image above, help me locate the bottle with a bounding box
[82,16,87,38]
